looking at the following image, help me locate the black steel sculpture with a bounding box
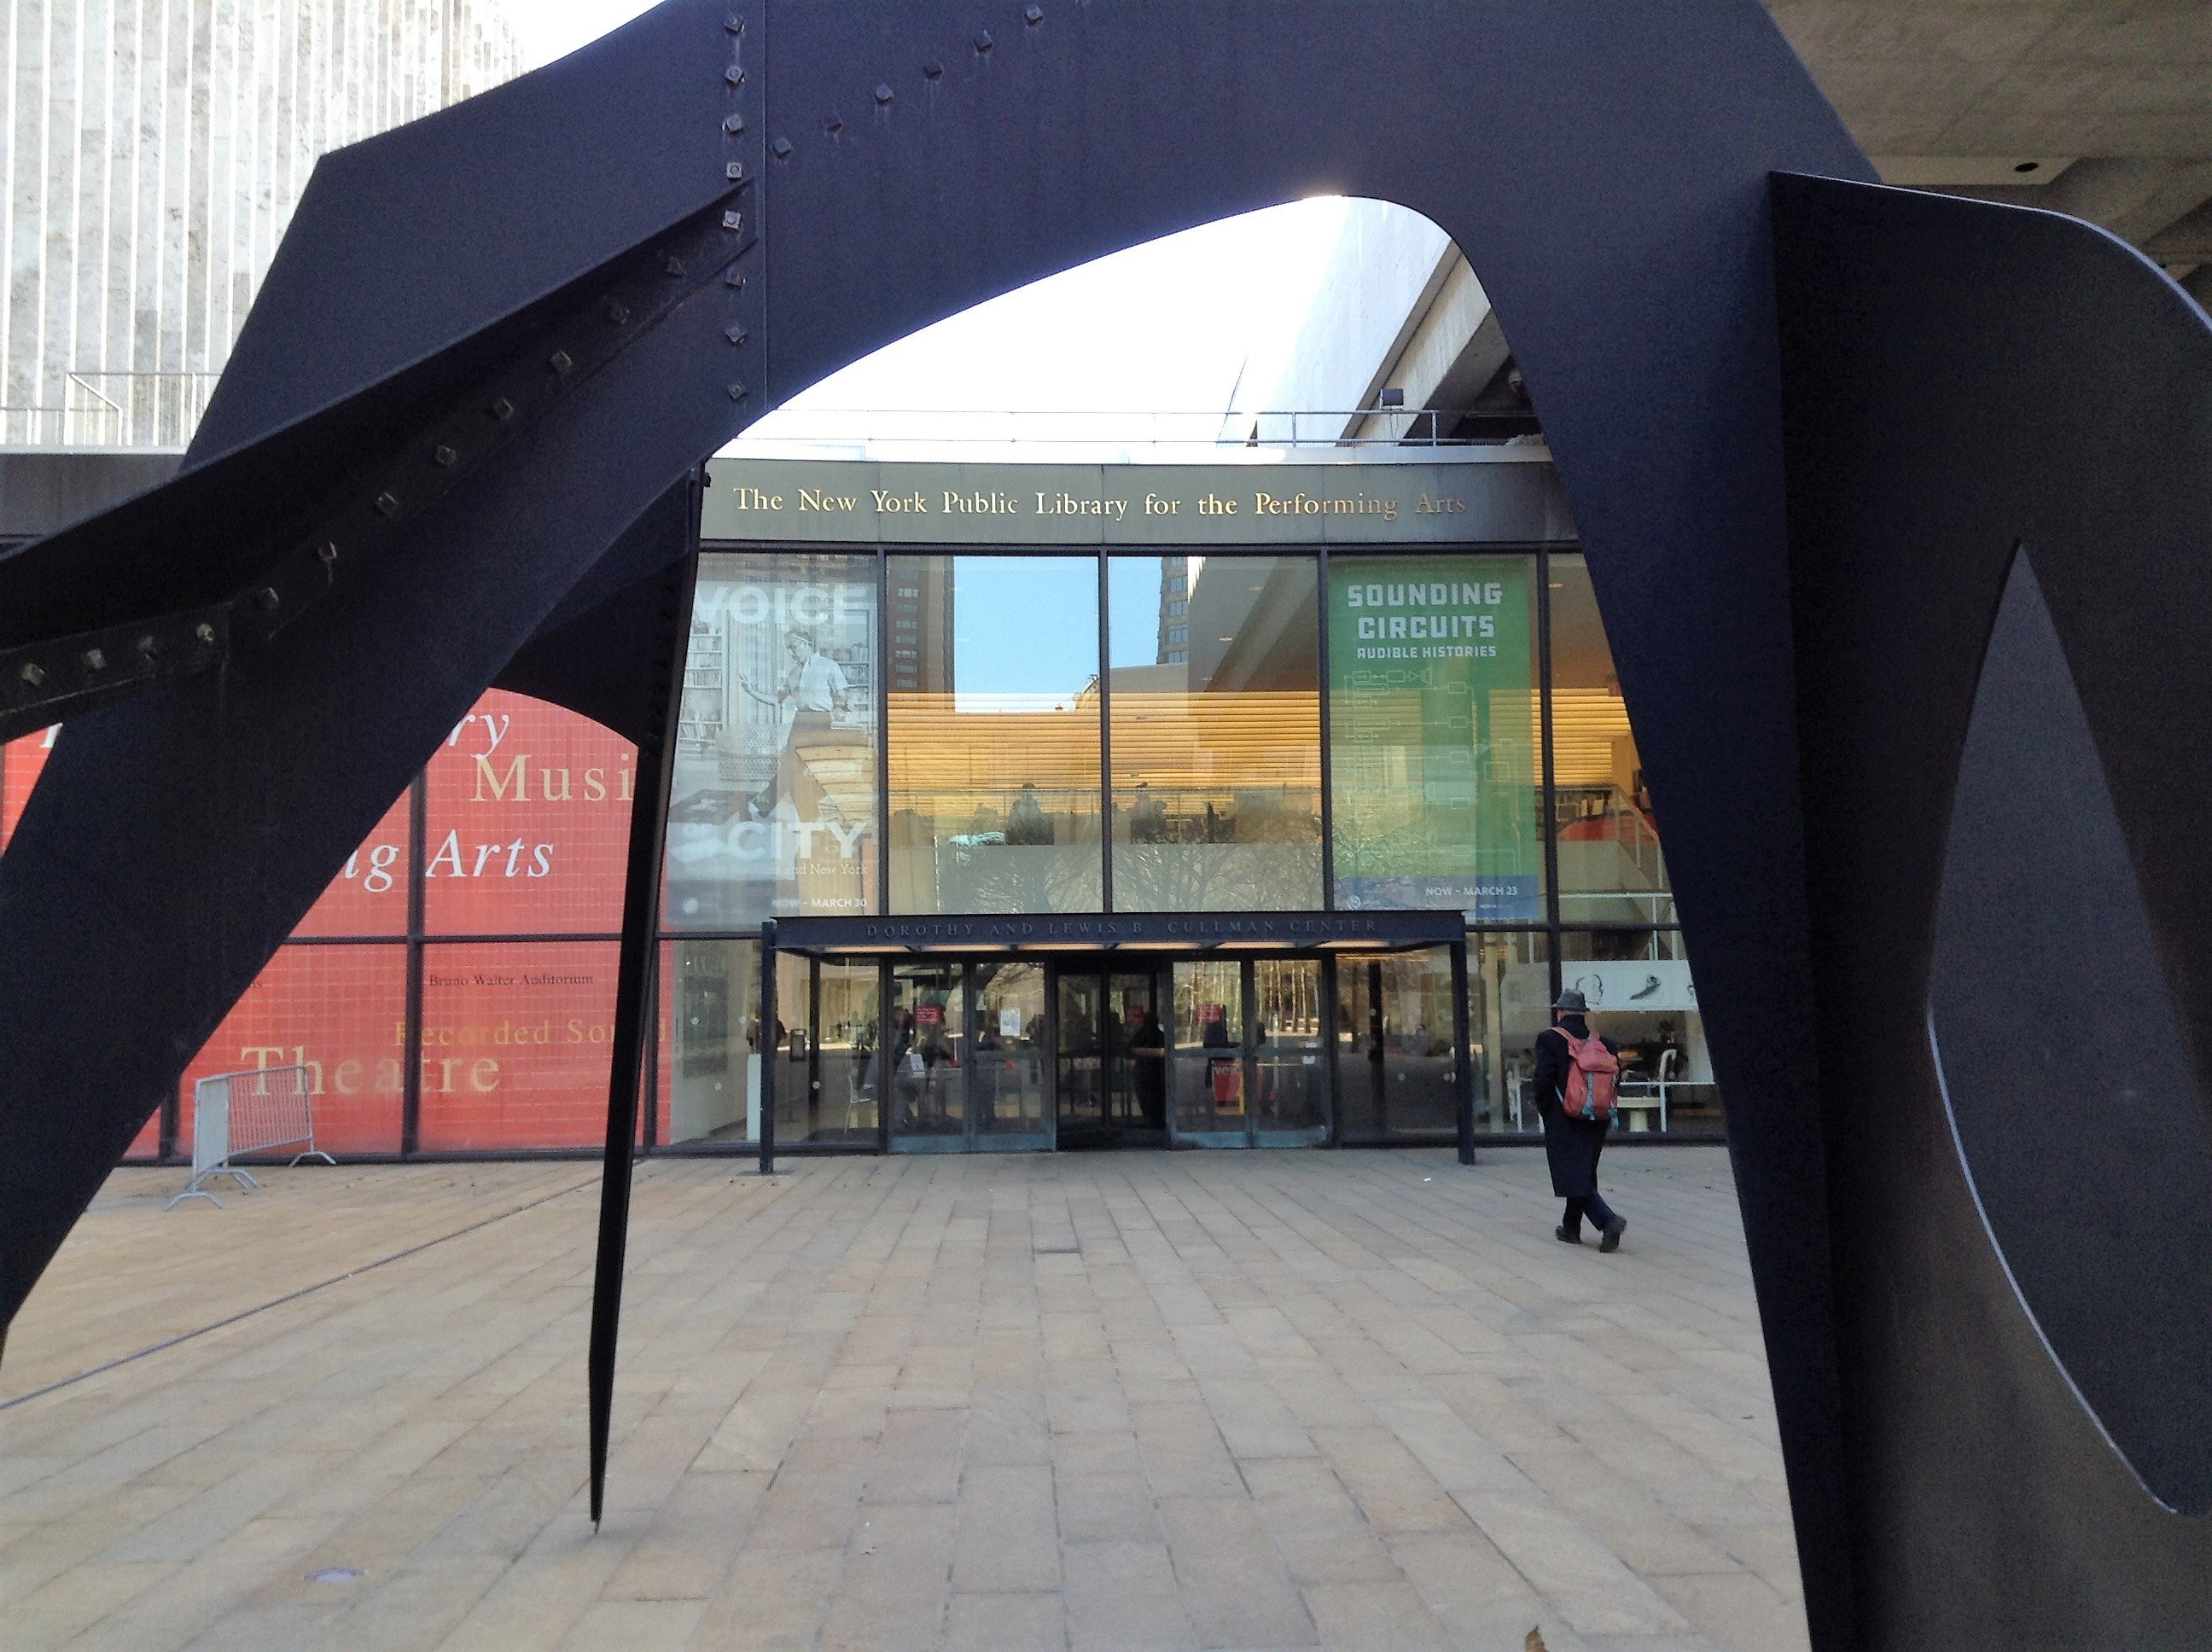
[1773,173,2212,1644]
[0,3,2204,1643]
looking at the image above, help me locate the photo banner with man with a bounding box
[663,555,879,928]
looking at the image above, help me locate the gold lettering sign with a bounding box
[699,458,1562,545]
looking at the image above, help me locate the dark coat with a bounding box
[1532,1015,1615,1198]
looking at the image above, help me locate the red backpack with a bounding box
[1558,1027,1620,1122]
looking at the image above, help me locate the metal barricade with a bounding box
[166,1064,335,1209]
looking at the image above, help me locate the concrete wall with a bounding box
[1225,200,1454,442]
[0,448,178,538]
[1,0,521,449]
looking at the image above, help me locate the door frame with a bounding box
[884,957,1055,1154]
[760,914,1474,1166]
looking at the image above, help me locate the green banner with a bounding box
[1327,556,1540,918]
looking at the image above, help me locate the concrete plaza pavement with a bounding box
[2,1147,1807,1650]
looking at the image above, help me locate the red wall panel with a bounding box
[1,725,55,852]
[46,689,648,1159]
[178,945,408,1154]
[415,941,620,1149]
[294,789,412,936]
[423,689,635,934]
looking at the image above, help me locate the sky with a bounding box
[497,2,1351,449]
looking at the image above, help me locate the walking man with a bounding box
[1533,987,1627,1251]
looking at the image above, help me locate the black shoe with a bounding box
[1555,1224,1582,1245]
[1598,1217,1627,1253]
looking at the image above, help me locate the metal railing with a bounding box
[166,1064,335,1209]
[1,390,1532,456]
[735,406,1514,453]
[1,372,223,448]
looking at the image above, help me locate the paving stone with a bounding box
[943,1589,1066,1651]
[1240,1457,1400,1586]
[868,1411,968,1506]
[1309,1428,1470,1535]
[1453,1491,1694,1639]
[1132,1403,1244,1500]
[819,1501,955,1652]
[1650,1568,1810,1652]
[3,1149,1804,1652]
[953,1463,1059,1594]
[690,1545,841,1650]
[1062,1539,1196,1652]
[1158,1495,1318,1648]
[558,1597,707,1651]
[602,1469,769,1601]
[1302,1578,1454,1651]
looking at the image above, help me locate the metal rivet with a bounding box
[317,541,339,567]
[195,623,217,646]
[374,491,401,517]
[1026,4,1043,22]
[923,60,943,79]
[725,64,745,86]
[137,634,160,658]
[549,352,573,378]
[82,647,108,672]
[974,29,992,50]
[722,112,746,134]
[724,16,742,35]
[665,254,687,276]
[728,382,748,403]
[432,444,457,467]
[874,83,894,105]
[490,397,515,422]
[725,160,746,181]
[723,211,744,232]
[725,270,748,291]
[606,298,631,324]
[725,323,748,345]
[19,661,46,688]
[255,587,282,613]
[771,136,793,159]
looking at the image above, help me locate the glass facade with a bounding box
[666,555,879,928]
[0,462,1714,1161]
[888,556,1102,914]
[659,937,761,1147]
[1109,555,1323,911]
[1329,556,1541,919]
[1549,555,1671,925]
[1557,928,1715,1133]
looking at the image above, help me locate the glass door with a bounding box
[888,961,966,1150]
[973,961,1051,1149]
[1055,969,1108,1144]
[1334,947,1461,1142]
[1252,958,1328,1145]
[1106,969,1168,1143]
[1169,957,1249,1145]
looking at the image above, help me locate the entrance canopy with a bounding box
[771,908,1464,957]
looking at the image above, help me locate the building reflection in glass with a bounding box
[1107,554,1322,911]
[888,555,1103,914]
